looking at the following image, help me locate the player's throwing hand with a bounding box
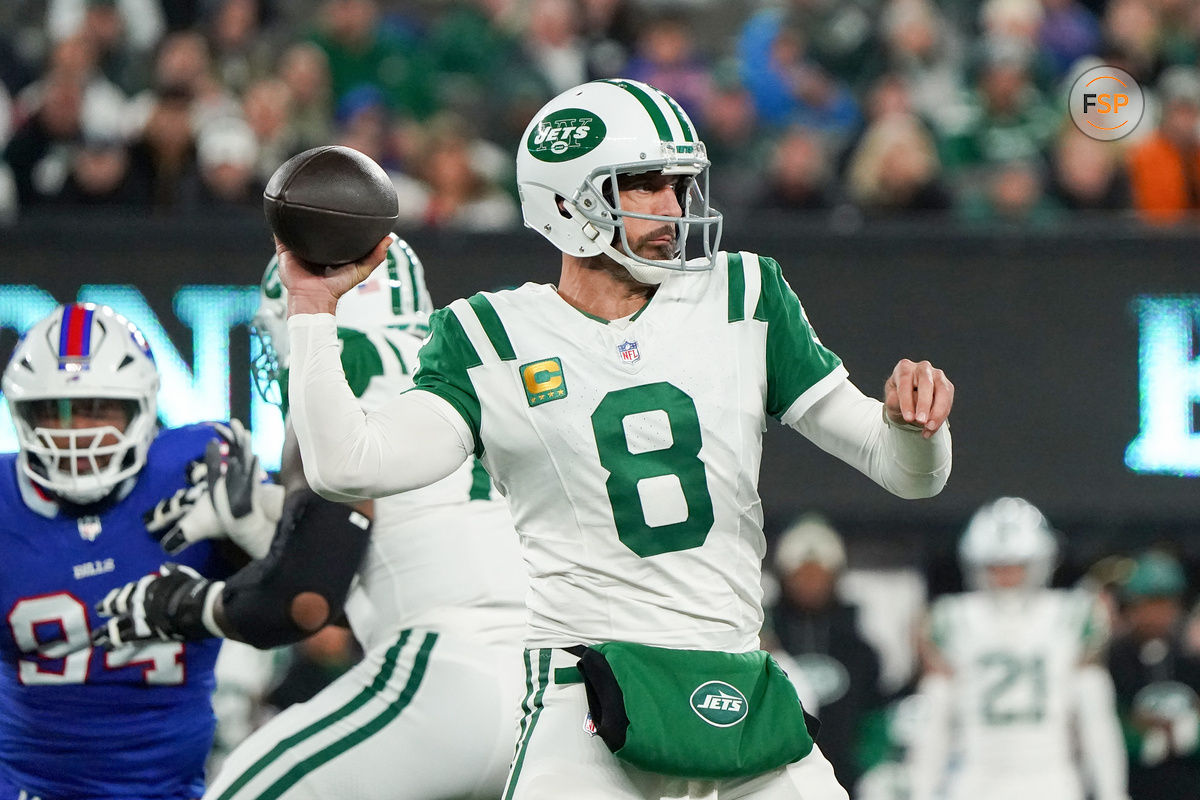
[275,235,391,317]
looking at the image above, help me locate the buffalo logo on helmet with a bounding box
[527,109,607,162]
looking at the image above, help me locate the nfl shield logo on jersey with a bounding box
[77,515,102,541]
[617,340,640,364]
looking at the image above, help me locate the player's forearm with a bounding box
[1075,664,1131,800]
[287,314,471,500]
[791,379,951,499]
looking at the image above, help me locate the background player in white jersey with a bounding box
[279,79,954,799]
[907,497,1129,800]
[93,236,529,800]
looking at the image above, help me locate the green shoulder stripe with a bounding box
[467,294,517,362]
[412,308,485,456]
[727,252,746,323]
[755,256,843,420]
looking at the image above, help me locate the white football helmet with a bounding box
[2,303,159,504]
[252,234,433,404]
[516,79,723,285]
[959,497,1058,590]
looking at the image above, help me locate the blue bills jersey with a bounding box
[0,424,230,800]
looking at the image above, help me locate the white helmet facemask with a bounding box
[251,234,433,406]
[517,79,724,286]
[2,303,159,505]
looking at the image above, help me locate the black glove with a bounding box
[143,420,283,558]
[92,564,225,649]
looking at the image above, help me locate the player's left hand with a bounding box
[884,359,954,439]
[91,564,225,649]
[144,419,283,559]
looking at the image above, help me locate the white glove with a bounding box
[144,420,283,559]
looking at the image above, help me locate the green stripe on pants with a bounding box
[255,633,439,800]
[503,649,552,800]
[214,631,412,800]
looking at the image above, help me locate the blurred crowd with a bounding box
[2,0,1200,229]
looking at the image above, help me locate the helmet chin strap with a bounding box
[567,200,674,286]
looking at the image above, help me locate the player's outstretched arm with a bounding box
[277,242,474,501]
[791,375,952,499]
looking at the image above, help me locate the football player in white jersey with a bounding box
[280,80,954,800]
[907,497,1129,800]
[93,237,529,800]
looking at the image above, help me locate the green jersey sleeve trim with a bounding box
[755,255,845,421]
[467,294,517,362]
[412,308,484,456]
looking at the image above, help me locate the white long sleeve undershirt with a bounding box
[288,312,951,503]
[789,379,951,500]
[288,313,472,503]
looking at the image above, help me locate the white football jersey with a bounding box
[412,251,846,650]
[926,588,1108,778]
[292,324,527,653]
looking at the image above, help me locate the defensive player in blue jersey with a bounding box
[0,302,239,800]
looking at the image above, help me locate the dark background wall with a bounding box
[2,213,1197,565]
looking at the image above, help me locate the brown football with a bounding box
[263,146,398,268]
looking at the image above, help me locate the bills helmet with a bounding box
[2,303,159,504]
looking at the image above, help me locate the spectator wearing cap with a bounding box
[1127,66,1200,225]
[185,116,261,210]
[53,103,142,206]
[769,513,885,789]
[1107,550,1200,800]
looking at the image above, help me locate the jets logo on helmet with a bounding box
[2,303,160,505]
[527,109,607,162]
[516,79,723,285]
